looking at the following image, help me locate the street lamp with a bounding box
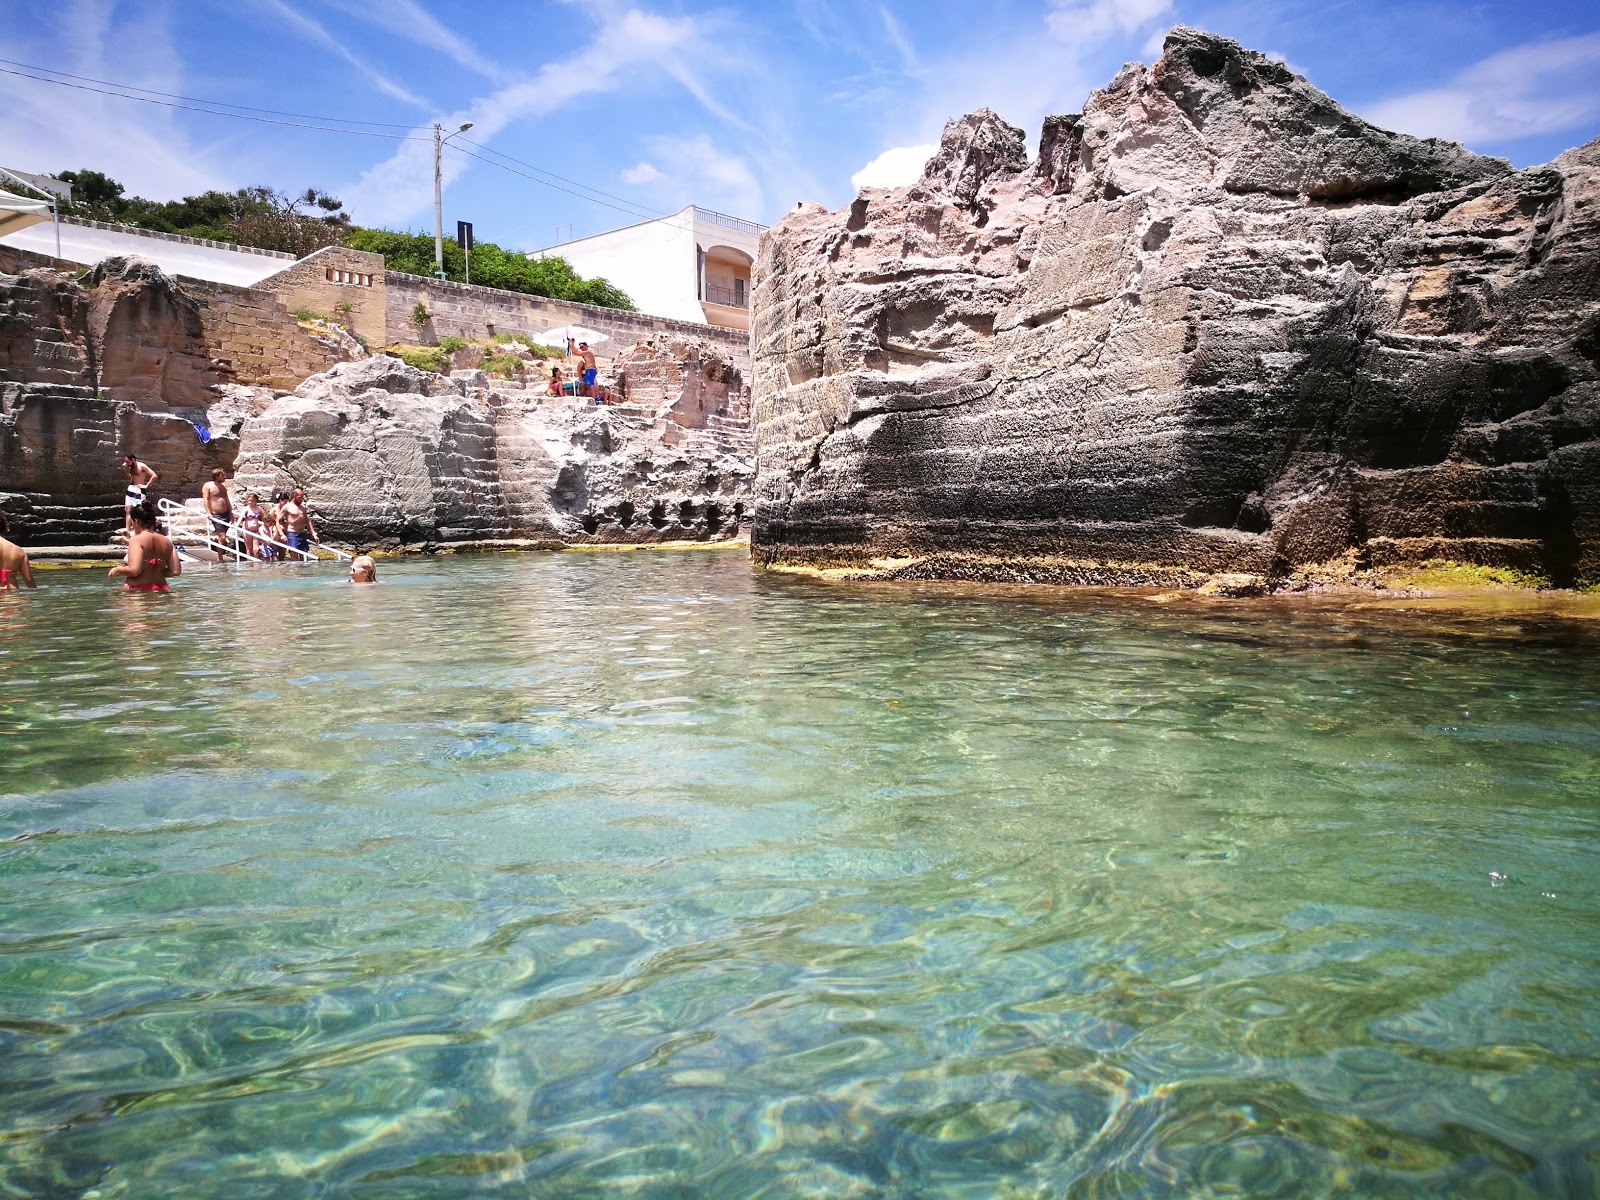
[433,121,473,280]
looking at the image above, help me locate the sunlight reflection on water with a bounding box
[1,553,1597,1197]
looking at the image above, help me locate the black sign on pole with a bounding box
[456,221,474,284]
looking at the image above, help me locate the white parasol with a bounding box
[538,325,609,350]
[0,188,51,238]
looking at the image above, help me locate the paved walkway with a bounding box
[0,222,287,287]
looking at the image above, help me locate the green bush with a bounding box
[488,333,563,358]
[347,229,634,310]
[479,352,524,379]
[388,345,447,373]
[291,307,329,322]
[437,336,468,353]
[410,302,430,328]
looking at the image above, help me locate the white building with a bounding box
[536,205,765,332]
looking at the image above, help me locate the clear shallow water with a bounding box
[1,554,1597,1199]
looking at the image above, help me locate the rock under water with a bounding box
[750,27,1600,587]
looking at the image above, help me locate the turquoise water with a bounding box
[1,553,1597,1198]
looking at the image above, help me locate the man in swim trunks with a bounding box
[120,454,159,539]
[277,488,320,558]
[108,501,180,592]
[568,336,598,400]
[0,513,37,590]
[201,468,237,558]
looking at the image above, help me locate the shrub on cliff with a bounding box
[345,229,634,311]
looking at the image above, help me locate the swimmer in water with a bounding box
[108,501,180,592]
[0,513,37,590]
[349,554,377,584]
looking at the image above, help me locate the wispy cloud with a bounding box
[640,134,763,216]
[340,8,711,226]
[879,5,919,72]
[1047,0,1173,42]
[318,0,510,83]
[1364,32,1600,149]
[249,0,431,108]
[621,162,665,185]
[0,0,225,198]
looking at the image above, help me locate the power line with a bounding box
[445,144,695,235]
[0,64,429,140]
[0,57,417,127]
[458,136,674,222]
[0,58,696,235]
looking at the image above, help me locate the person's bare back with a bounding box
[0,514,35,590]
[109,503,180,591]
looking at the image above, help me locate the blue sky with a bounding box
[3,0,1598,253]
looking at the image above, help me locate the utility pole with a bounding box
[433,120,473,280]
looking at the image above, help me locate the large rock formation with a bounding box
[234,344,753,547]
[0,259,239,541]
[751,28,1600,586]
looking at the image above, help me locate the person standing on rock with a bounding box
[568,337,598,400]
[201,469,236,556]
[120,454,159,540]
[277,488,320,559]
[0,513,37,591]
[109,501,179,592]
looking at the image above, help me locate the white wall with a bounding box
[542,212,699,324]
[0,221,291,287]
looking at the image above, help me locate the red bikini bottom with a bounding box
[125,582,170,592]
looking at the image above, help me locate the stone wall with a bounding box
[385,272,750,366]
[255,245,387,348]
[185,277,350,391]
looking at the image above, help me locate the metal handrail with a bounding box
[691,206,768,235]
[703,283,748,308]
[155,498,352,562]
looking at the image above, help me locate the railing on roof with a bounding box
[691,207,768,236]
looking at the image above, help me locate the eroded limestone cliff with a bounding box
[751,27,1600,586]
[234,345,752,548]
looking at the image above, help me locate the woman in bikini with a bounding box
[240,492,268,559]
[109,501,180,592]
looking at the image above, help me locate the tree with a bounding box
[56,169,127,219]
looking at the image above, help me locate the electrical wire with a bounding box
[457,136,674,221]
[0,58,732,236]
[0,64,429,140]
[0,57,418,127]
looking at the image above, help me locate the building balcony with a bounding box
[703,283,748,309]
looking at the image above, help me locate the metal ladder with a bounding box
[156,497,353,564]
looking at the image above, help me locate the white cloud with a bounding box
[0,1,225,199]
[319,0,509,82]
[851,143,937,190]
[880,5,920,72]
[1364,32,1600,147]
[621,161,664,185]
[340,8,709,225]
[248,0,430,108]
[646,134,763,217]
[1142,26,1170,59]
[1047,0,1173,41]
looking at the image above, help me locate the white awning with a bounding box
[0,188,51,238]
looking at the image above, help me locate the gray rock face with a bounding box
[751,27,1600,585]
[235,348,753,547]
